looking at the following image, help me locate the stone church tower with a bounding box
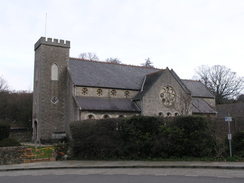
[32,37,70,142]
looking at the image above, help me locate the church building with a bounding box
[32,37,216,142]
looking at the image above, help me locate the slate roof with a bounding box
[182,80,214,98]
[75,97,140,112]
[68,59,216,114]
[134,70,164,100]
[192,98,217,114]
[68,58,159,90]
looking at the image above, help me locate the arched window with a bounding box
[175,113,179,116]
[33,120,38,141]
[158,112,164,117]
[51,64,59,81]
[103,114,110,119]
[87,114,95,119]
[118,115,124,118]
[167,112,171,117]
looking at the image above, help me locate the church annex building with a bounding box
[32,37,216,142]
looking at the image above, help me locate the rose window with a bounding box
[159,86,176,106]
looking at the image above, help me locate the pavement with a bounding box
[1,160,244,172]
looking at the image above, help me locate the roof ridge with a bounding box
[169,69,191,94]
[182,79,201,82]
[145,69,165,76]
[69,57,160,70]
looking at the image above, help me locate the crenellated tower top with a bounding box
[34,37,70,50]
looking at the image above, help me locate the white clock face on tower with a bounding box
[159,86,176,106]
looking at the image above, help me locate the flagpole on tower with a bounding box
[45,13,47,38]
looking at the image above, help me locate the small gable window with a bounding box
[51,64,59,81]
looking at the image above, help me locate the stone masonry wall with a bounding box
[0,146,25,165]
[75,87,138,98]
[80,111,138,120]
[142,69,192,117]
[33,37,70,142]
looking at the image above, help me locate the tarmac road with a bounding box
[0,174,244,183]
[1,168,244,183]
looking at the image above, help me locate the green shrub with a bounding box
[232,131,244,157]
[119,116,163,159]
[70,118,121,159]
[0,121,10,140]
[70,116,217,160]
[169,116,217,157]
[0,138,21,147]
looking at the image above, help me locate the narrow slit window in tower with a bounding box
[51,64,59,81]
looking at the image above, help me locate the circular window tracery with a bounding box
[159,86,176,106]
[124,90,130,97]
[97,88,103,96]
[111,89,117,96]
[81,88,88,95]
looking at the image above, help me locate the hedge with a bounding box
[232,131,244,157]
[0,121,10,140]
[0,138,21,147]
[70,116,217,159]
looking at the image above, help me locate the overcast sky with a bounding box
[0,0,244,91]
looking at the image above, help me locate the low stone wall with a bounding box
[213,117,244,141]
[0,146,25,165]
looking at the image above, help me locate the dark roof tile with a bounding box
[183,80,214,98]
[192,98,216,114]
[68,58,159,90]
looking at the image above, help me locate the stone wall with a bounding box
[0,146,24,165]
[75,86,138,98]
[33,37,70,142]
[80,111,138,120]
[142,69,192,117]
[213,117,244,141]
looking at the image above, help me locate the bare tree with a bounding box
[195,65,244,104]
[79,52,99,61]
[106,57,122,64]
[176,91,192,115]
[141,58,154,68]
[0,76,8,91]
[237,94,244,102]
